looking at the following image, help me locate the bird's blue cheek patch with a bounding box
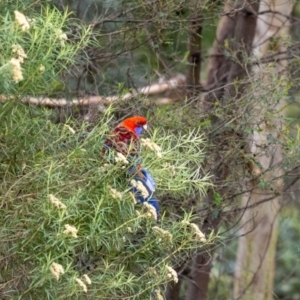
[135,127,143,136]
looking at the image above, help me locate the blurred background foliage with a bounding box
[47,0,218,95]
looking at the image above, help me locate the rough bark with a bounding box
[186,2,202,98]
[185,189,223,300]
[185,2,260,300]
[202,0,259,109]
[165,280,182,300]
[165,4,203,300]
[202,0,235,106]
[224,1,259,98]
[233,1,294,299]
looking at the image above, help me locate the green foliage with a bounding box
[0,5,215,297]
[213,192,222,206]
[146,128,210,196]
[275,206,300,298]
[0,3,90,96]
[47,0,219,94]
[0,103,211,299]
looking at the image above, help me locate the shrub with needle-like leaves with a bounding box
[0,2,213,299]
[0,2,89,96]
[0,104,213,299]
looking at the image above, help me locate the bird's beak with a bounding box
[143,124,148,130]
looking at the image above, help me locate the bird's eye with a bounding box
[136,121,142,126]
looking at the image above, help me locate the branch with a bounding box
[0,74,186,107]
[2,41,298,109]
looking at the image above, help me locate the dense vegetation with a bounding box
[1,0,300,299]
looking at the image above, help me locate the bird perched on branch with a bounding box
[102,116,160,219]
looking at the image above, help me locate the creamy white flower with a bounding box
[152,226,172,242]
[64,124,75,134]
[141,138,162,158]
[130,179,149,198]
[190,223,206,242]
[154,289,164,300]
[50,262,64,280]
[115,152,129,164]
[14,11,30,31]
[63,224,78,238]
[181,220,190,225]
[108,186,123,200]
[129,192,137,204]
[82,274,92,285]
[166,266,178,283]
[181,221,206,242]
[12,44,27,63]
[143,202,157,220]
[54,29,68,47]
[76,278,87,292]
[49,194,67,209]
[9,58,23,83]
[39,64,45,72]
[100,163,110,173]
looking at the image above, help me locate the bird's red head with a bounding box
[118,116,148,136]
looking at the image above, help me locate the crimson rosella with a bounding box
[102,116,160,218]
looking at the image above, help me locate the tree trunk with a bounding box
[165,280,182,300]
[185,2,260,300]
[186,1,202,98]
[202,0,259,108]
[234,1,293,299]
[166,3,202,299]
[202,0,235,107]
[185,189,223,300]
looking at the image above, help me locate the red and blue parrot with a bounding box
[102,116,160,217]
